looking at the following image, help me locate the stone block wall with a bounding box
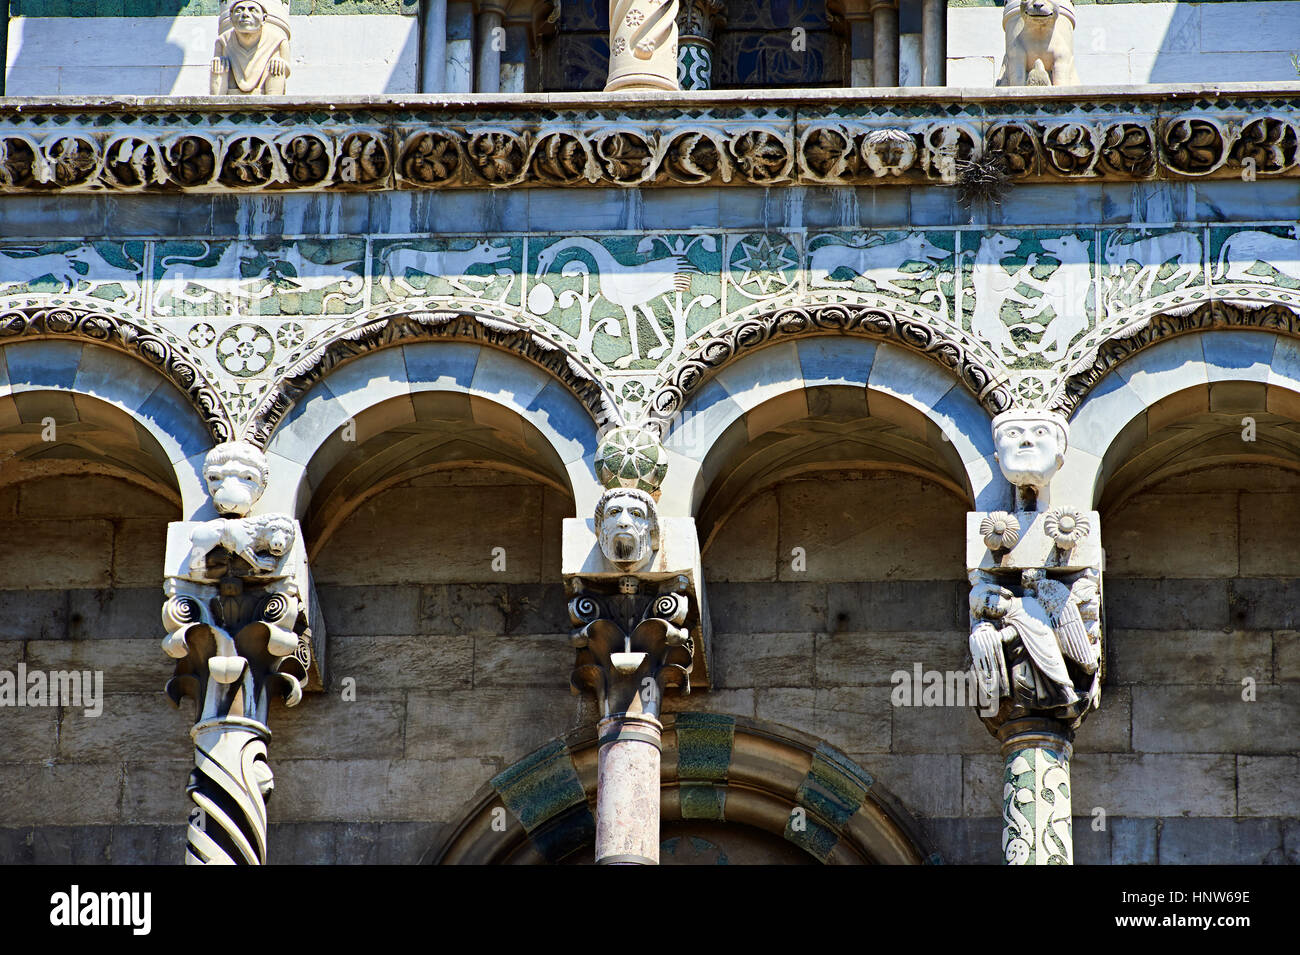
[3,0,420,96]
[1,460,1296,863]
[948,0,1300,86]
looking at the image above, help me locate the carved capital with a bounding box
[162,440,320,865]
[568,576,694,718]
[967,564,1103,736]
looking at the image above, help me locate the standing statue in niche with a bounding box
[211,0,292,96]
[997,0,1080,87]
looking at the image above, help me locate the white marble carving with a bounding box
[992,409,1069,509]
[808,232,947,297]
[162,440,312,865]
[211,0,292,96]
[606,0,682,92]
[968,567,1101,726]
[997,0,1080,87]
[1214,228,1300,285]
[596,487,660,573]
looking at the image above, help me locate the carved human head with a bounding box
[970,580,1015,621]
[992,410,1069,494]
[231,0,266,33]
[595,488,659,571]
[1012,0,1074,25]
[203,441,270,516]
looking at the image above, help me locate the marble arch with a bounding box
[260,337,608,519]
[0,336,216,516]
[1054,316,1300,508]
[427,714,939,866]
[651,332,1004,515]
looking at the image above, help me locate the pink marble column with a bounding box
[595,713,663,864]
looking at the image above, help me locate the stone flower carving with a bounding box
[980,511,1020,551]
[1044,506,1090,549]
[597,427,668,493]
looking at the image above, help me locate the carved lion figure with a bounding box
[996,0,1080,88]
[188,513,296,575]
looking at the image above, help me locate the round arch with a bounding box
[651,333,1003,515]
[260,338,607,519]
[1051,319,1300,507]
[0,337,215,515]
[428,713,940,865]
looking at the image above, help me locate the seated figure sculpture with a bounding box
[996,0,1080,87]
[210,0,291,95]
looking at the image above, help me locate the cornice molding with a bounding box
[1,84,1297,194]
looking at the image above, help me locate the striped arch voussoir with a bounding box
[1050,300,1300,419]
[0,303,233,443]
[639,303,1013,438]
[245,310,619,448]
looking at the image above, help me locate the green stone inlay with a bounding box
[679,782,727,821]
[674,712,735,783]
[784,815,839,863]
[530,803,597,864]
[11,0,416,15]
[794,743,873,832]
[491,738,588,833]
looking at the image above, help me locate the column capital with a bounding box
[161,440,320,865]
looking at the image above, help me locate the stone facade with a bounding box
[0,6,1298,866]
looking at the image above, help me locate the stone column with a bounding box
[967,410,1102,866]
[999,718,1074,864]
[445,0,474,92]
[921,0,945,86]
[870,0,899,87]
[161,441,317,865]
[564,431,708,864]
[475,6,504,93]
[420,0,447,92]
[571,586,692,864]
[676,0,724,90]
[606,0,681,92]
[839,0,874,87]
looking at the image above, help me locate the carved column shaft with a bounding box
[871,0,899,87]
[475,9,503,93]
[566,472,703,865]
[999,719,1073,865]
[921,0,945,86]
[968,411,1102,867]
[595,712,663,864]
[606,0,681,92]
[163,441,314,866]
[445,0,474,92]
[420,0,447,91]
[676,0,724,90]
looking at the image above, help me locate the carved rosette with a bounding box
[607,0,682,93]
